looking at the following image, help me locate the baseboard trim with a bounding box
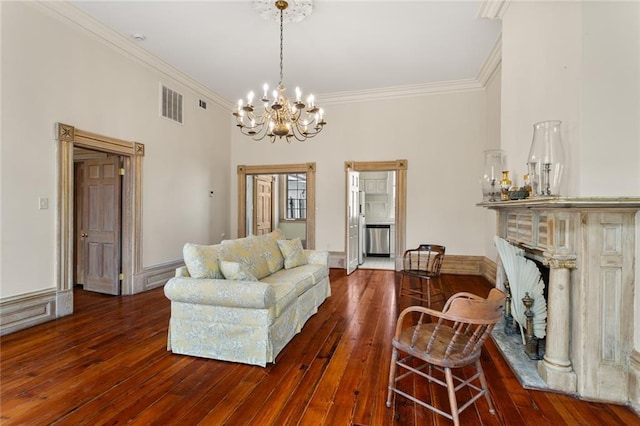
[441,255,484,275]
[331,252,497,281]
[481,257,497,285]
[0,289,57,336]
[133,259,184,294]
[329,251,346,269]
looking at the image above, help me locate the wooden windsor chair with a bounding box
[398,244,446,308]
[386,288,506,426]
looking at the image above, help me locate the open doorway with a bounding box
[237,163,316,249]
[55,123,145,317]
[345,160,407,274]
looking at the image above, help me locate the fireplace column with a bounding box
[537,254,577,392]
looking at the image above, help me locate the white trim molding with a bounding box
[318,79,484,105]
[33,1,503,108]
[134,259,184,293]
[0,289,57,336]
[476,0,511,20]
[477,36,502,87]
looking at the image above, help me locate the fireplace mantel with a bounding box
[480,197,640,404]
[479,196,640,210]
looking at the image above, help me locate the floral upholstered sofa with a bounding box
[163,229,331,367]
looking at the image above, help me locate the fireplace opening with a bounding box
[493,237,552,390]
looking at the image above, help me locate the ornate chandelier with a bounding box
[233,0,326,143]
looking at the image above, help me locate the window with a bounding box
[286,173,306,219]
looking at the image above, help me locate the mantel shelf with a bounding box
[477,196,640,210]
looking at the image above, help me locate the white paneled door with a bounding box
[346,170,360,275]
[82,156,121,295]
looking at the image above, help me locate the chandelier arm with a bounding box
[251,124,270,141]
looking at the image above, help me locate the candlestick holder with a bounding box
[481,149,505,202]
[527,121,565,197]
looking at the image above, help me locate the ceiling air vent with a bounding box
[161,84,183,124]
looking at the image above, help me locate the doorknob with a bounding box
[81,232,88,238]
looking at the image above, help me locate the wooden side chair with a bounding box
[386,288,506,426]
[399,244,446,307]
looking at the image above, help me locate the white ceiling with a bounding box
[72,1,501,103]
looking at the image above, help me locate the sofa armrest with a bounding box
[305,250,328,267]
[164,277,275,309]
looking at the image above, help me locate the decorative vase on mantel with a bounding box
[527,120,565,196]
[481,149,505,202]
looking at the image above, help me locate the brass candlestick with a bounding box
[523,292,538,360]
[503,280,516,335]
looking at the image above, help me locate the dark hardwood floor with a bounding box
[1,269,639,425]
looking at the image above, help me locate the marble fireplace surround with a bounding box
[480,198,640,405]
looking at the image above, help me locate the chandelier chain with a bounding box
[279,8,284,86]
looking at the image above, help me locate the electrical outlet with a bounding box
[39,197,49,210]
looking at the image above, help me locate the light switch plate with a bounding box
[39,197,49,210]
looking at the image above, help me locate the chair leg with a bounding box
[386,347,398,407]
[444,367,460,426]
[476,359,495,414]
[398,275,406,300]
[425,278,431,308]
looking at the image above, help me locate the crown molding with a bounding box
[32,1,233,110]
[476,0,511,20]
[32,1,502,110]
[317,79,484,105]
[476,35,502,87]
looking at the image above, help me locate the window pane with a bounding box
[286,173,306,219]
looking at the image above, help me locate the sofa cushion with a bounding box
[261,263,327,298]
[277,238,308,269]
[219,261,258,281]
[257,229,286,274]
[269,282,299,317]
[183,243,223,279]
[219,236,271,280]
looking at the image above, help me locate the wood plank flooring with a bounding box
[1,269,639,425]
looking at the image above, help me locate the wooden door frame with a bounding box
[344,160,407,271]
[237,163,316,249]
[55,123,145,316]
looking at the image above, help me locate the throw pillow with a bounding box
[219,260,258,281]
[183,243,223,279]
[258,229,286,274]
[277,238,308,269]
[219,236,271,280]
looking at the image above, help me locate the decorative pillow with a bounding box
[258,229,286,274]
[183,243,223,279]
[219,260,258,281]
[277,238,308,269]
[219,236,271,280]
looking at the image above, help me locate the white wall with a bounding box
[579,1,640,196]
[230,89,490,256]
[502,1,639,197]
[483,65,502,261]
[0,2,230,299]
